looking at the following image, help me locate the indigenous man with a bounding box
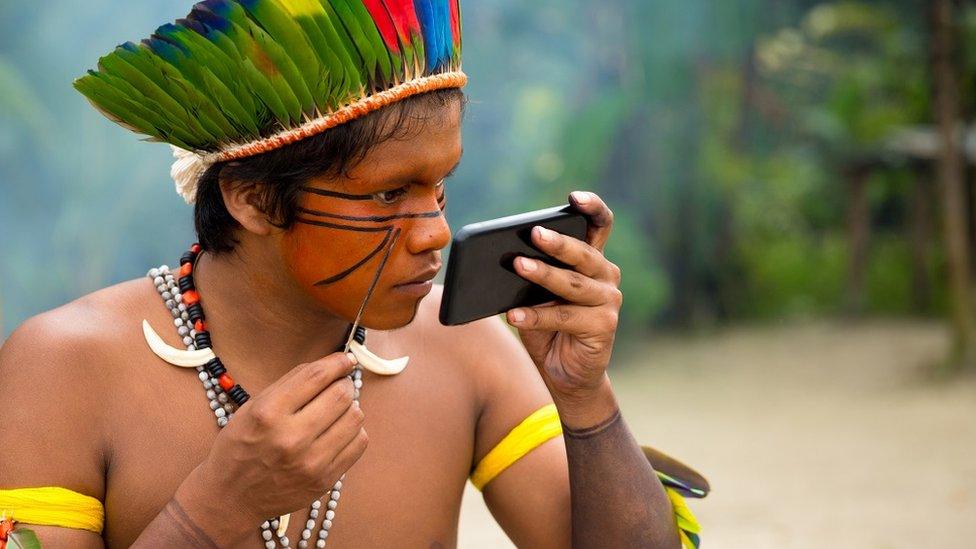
[0,1,701,548]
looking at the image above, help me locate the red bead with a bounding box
[218,374,235,391]
[194,319,207,332]
[190,243,202,254]
[179,262,193,277]
[182,290,200,305]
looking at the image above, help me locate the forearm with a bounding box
[557,381,680,549]
[131,465,254,548]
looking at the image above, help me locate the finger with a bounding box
[514,256,614,306]
[531,225,617,282]
[508,303,618,336]
[569,191,614,251]
[325,426,369,479]
[268,352,357,413]
[295,376,356,438]
[312,401,367,461]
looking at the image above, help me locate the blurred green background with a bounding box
[4,0,976,358]
[2,1,976,546]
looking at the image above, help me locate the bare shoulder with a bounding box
[0,277,159,498]
[403,285,555,459]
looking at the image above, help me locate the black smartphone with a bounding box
[439,205,589,326]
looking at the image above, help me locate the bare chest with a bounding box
[102,350,479,548]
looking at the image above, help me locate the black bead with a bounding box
[180,252,195,266]
[195,331,212,349]
[353,326,366,344]
[204,357,226,377]
[178,276,195,293]
[187,303,204,322]
[228,385,250,405]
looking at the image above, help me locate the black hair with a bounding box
[194,87,466,254]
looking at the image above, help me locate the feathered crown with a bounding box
[75,0,465,203]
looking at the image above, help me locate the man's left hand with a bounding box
[506,191,622,428]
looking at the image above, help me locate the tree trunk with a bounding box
[931,0,975,369]
[845,166,871,315]
[910,167,933,313]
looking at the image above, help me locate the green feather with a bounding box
[339,0,394,85]
[239,0,322,114]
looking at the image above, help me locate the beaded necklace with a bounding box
[149,243,361,548]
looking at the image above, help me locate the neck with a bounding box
[191,248,350,387]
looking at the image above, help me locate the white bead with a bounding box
[353,379,362,389]
[183,336,194,346]
[203,380,213,389]
[159,265,170,272]
[198,371,209,381]
[316,540,326,548]
[271,520,280,529]
[311,500,322,510]
[206,389,216,400]
[181,312,190,320]
[265,541,276,549]
[223,403,235,413]
[215,407,226,418]
[262,521,271,529]
[279,536,289,546]
[262,530,273,541]
[161,291,173,301]
[327,500,337,510]
[175,318,184,327]
[149,268,160,278]
[302,529,312,540]
[174,293,183,304]
[189,329,197,338]
[299,541,309,549]
[178,325,189,336]
[210,400,220,410]
[333,480,342,490]
[330,491,340,501]
[325,510,335,520]
[217,392,229,403]
[170,308,180,318]
[318,529,328,539]
[309,509,319,519]
[322,519,332,530]
[178,302,187,312]
[217,416,229,428]
[153,276,164,286]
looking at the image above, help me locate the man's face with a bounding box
[279,100,462,330]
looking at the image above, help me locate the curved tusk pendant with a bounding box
[142,320,216,367]
[276,513,290,537]
[349,340,408,376]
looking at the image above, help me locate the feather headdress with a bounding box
[75,0,465,203]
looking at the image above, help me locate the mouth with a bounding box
[395,265,441,286]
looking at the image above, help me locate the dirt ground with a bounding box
[457,320,976,548]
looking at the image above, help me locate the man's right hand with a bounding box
[172,351,367,544]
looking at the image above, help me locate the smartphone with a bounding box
[439,205,589,326]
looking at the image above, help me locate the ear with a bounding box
[219,178,275,237]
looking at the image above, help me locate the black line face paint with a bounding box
[292,187,445,287]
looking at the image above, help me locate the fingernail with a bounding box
[535,226,554,242]
[346,352,358,365]
[571,191,590,204]
[510,309,526,323]
[519,257,538,272]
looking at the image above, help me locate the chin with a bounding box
[359,293,425,330]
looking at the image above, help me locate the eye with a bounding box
[373,186,408,205]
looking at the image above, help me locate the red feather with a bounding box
[449,0,460,49]
[381,0,421,45]
[363,0,400,53]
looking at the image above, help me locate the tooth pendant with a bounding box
[142,320,215,367]
[348,340,408,375]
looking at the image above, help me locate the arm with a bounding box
[504,191,680,548]
[0,313,107,548]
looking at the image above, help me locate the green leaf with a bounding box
[7,528,43,549]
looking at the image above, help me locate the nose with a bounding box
[404,205,451,255]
